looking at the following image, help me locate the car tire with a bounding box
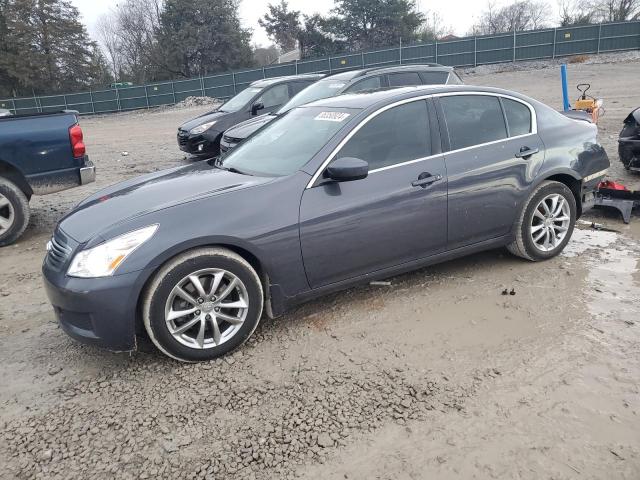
[0,177,30,247]
[507,180,577,261]
[142,247,263,362]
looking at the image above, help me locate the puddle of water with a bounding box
[584,246,639,321]
[565,226,639,323]
[562,227,619,258]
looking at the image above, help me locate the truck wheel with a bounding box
[0,177,30,247]
[142,247,263,362]
[507,181,576,261]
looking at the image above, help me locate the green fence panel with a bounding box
[173,79,202,94]
[1,21,638,115]
[401,43,436,64]
[363,47,399,67]
[296,57,330,74]
[264,63,297,77]
[330,53,364,72]
[436,38,475,66]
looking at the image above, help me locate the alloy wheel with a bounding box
[165,268,249,349]
[530,193,571,252]
[0,193,15,234]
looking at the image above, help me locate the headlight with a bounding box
[190,121,217,135]
[67,225,158,278]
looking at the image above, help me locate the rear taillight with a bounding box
[69,124,86,158]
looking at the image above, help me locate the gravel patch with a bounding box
[1,350,488,480]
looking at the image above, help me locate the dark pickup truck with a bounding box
[0,110,95,246]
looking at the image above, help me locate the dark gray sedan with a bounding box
[43,85,610,362]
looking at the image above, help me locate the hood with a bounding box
[60,162,272,243]
[179,110,229,132]
[225,113,277,140]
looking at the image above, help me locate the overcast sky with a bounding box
[70,0,558,47]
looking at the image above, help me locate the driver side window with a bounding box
[337,100,431,171]
[256,84,289,109]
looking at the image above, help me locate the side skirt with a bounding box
[270,235,512,316]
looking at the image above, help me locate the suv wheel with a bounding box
[142,248,263,362]
[507,181,576,261]
[0,177,30,247]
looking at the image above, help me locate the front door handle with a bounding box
[515,147,539,159]
[412,173,442,188]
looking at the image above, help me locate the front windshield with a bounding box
[276,80,347,114]
[222,106,358,177]
[219,87,261,112]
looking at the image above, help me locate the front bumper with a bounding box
[619,138,640,171]
[42,260,151,352]
[177,129,220,155]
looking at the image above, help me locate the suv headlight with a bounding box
[67,225,158,278]
[191,121,217,135]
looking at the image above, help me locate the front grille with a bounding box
[46,230,73,270]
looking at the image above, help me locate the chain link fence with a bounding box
[2,20,638,116]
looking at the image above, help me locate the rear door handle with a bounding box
[412,173,442,188]
[515,147,539,158]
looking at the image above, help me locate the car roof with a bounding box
[322,64,454,82]
[303,85,533,110]
[250,74,325,87]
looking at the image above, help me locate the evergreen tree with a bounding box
[258,1,301,52]
[0,0,111,96]
[157,0,254,78]
[328,0,425,50]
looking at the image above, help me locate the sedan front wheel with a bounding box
[142,248,263,362]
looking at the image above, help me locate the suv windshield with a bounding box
[222,106,358,176]
[276,80,347,114]
[219,87,261,112]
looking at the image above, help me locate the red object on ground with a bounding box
[598,180,629,191]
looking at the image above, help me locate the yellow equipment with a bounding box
[574,83,604,124]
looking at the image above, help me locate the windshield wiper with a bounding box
[214,159,251,176]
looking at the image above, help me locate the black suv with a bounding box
[177,74,324,157]
[220,64,462,154]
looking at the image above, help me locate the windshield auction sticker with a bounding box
[315,112,351,122]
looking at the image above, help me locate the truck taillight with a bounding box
[69,124,86,158]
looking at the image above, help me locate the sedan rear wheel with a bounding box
[142,248,263,362]
[507,180,576,261]
[529,193,572,252]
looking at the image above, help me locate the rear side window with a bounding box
[441,95,507,150]
[337,100,431,170]
[420,71,449,85]
[502,98,532,136]
[345,76,382,93]
[257,84,289,108]
[388,72,422,87]
[446,72,463,85]
[290,81,311,96]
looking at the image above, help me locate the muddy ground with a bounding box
[1,57,639,480]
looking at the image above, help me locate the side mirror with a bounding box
[326,157,369,182]
[251,102,264,115]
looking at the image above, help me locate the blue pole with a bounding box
[561,64,570,111]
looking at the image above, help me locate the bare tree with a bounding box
[95,0,163,83]
[587,0,640,21]
[471,0,552,35]
[418,11,452,41]
[558,0,596,25]
[95,13,123,80]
